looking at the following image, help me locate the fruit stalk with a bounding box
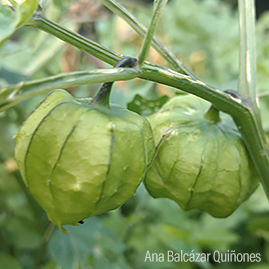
[91,57,137,107]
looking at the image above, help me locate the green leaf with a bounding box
[42,259,60,269]
[247,265,269,269]
[0,4,19,45]
[0,252,23,269]
[53,0,71,11]
[127,94,169,116]
[247,214,269,233]
[49,216,131,268]
[192,214,240,250]
[48,217,101,268]
[16,0,39,28]
[94,229,131,269]
[0,68,29,85]
[6,216,42,249]
[0,0,39,46]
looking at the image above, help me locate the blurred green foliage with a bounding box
[1,0,269,268]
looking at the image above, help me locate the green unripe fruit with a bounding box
[15,89,154,233]
[144,94,260,218]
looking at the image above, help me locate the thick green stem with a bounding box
[25,14,121,66]
[0,68,139,112]
[26,11,202,81]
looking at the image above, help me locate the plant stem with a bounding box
[138,0,168,66]
[25,13,121,66]
[238,0,258,110]
[99,0,199,79]
[91,57,137,107]
[34,222,55,269]
[0,68,139,112]
[236,0,269,197]
[204,105,221,123]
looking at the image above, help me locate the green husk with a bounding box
[144,94,260,218]
[15,89,154,233]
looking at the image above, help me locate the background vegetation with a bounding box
[1,0,269,268]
